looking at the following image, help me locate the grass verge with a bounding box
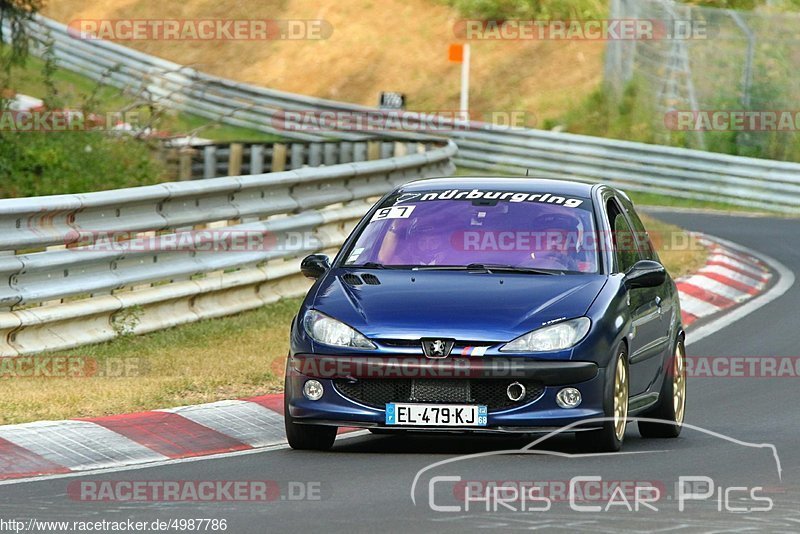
[0,214,706,425]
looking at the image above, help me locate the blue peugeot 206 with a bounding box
[284,177,687,452]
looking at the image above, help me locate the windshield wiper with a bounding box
[411,265,470,271]
[412,263,559,275]
[347,262,414,270]
[465,263,560,275]
[348,262,388,269]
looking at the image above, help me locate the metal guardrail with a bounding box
[450,127,800,213]
[0,140,456,355]
[11,16,800,214]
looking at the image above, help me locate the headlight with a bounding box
[303,310,375,349]
[500,317,591,352]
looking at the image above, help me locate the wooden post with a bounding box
[228,143,243,176]
[367,141,381,161]
[271,143,287,172]
[178,149,193,181]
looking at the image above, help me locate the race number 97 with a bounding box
[370,205,416,222]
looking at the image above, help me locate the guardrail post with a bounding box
[228,143,243,176]
[309,143,323,167]
[203,145,217,179]
[290,143,305,169]
[324,143,338,165]
[271,143,287,171]
[380,141,394,159]
[354,142,367,162]
[250,144,264,174]
[340,142,353,163]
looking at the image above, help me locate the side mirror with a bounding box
[624,260,666,289]
[301,254,330,279]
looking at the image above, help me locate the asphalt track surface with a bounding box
[1,211,798,533]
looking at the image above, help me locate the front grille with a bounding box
[333,378,544,411]
[377,339,496,349]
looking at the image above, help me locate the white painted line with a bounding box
[687,235,795,346]
[161,400,285,448]
[677,292,723,318]
[698,264,766,289]
[681,274,752,303]
[0,420,167,471]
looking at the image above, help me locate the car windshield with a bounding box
[342,189,599,274]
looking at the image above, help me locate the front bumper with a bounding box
[286,355,606,430]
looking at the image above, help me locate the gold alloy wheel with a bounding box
[673,342,687,425]
[613,352,629,441]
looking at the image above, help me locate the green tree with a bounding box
[1,0,44,107]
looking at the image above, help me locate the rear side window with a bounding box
[606,199,639,273]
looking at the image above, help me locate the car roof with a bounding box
[401,176,597,198]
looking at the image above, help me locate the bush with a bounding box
[442,0,797,20]
[0,131,164,197]
[443,0,606,19]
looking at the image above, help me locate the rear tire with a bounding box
[284,375,337,451]
[638,338,686,439]
[576,344,629,453]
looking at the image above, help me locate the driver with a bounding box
[529,212,583,271]
[408,219,447,265]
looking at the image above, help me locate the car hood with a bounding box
[310,269,607,342]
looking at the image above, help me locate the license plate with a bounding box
[385,403,487,427]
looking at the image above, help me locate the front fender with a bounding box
[578,274,631,368]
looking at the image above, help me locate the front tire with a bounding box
[638,338,686,439]
[576,344,629,452]
[284,375,337,451]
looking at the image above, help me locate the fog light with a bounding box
[506,382,526,402]
[556,387,582,409]
[303,380,324,401]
